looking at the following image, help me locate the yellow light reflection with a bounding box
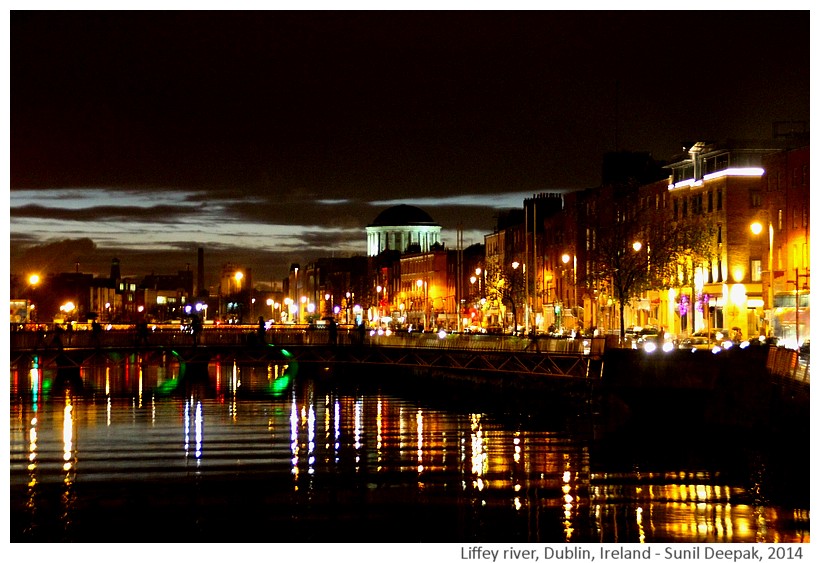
[376,398,383,471]
[62,399,74,473]
[417,409,424,474]
[290,398,299,478]
[308,403,316,475]
[470,414,487,491]
[28,416,38,472]
[636,506,646,543]
[194,401,203,461]
[355,399,363,469]
[334,400,341,463]
[183,400,190,458]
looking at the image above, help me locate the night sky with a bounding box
[9,10,810,289]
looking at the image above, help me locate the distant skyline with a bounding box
[10,10,810,288]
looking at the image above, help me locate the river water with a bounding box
[8,353,810,543]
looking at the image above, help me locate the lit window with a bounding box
[750,259,762,282]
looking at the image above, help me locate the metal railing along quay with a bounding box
[9,324,604,356]
[8,324,808,384]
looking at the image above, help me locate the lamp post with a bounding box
[28,274,40,323]
[750,219,774,337]
[416,279,428,331]
[562,253,577,328]
[284,297,293,323]
[511,262,520,332]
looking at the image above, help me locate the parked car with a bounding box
[678,336,711,350]
[691,328,730,344]
[625,325,662,349]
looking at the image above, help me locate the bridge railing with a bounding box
[10,325,602,355]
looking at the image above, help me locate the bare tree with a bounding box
[586,187,714,338]
[485,260,525,333]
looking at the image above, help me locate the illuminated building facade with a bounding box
[664,139,809,342]
[366,204,442,256]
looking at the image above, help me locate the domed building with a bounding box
[366,204,442,256]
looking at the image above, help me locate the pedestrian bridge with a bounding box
[9,326,606,379]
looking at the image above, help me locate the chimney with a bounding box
[197,247,206,297]
[110,258,121,281]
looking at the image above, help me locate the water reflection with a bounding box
[8,354,810,543]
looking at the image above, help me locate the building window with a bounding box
[673,198,678,220]
[751,259,762,282]
[717,224,722,245]
[692,194,703,215]
[707,191,713,212]
[750,190,762,208]
[716,189,723,211]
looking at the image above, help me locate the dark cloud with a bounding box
[10,203,202,223]
[11,238,99,276]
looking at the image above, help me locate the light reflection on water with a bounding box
[9,354,810,543]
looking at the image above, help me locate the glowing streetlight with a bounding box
[60,302,76,320]
[27,274,41,322]
[562,253,578,327]
[416,279,428,331]
[750,218,774,335]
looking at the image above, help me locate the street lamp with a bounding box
[284,297,293,323]
[562,253,577,328]
[27,274,40,322]
[60,301,76,321]
[416,279,427,331]
[750,219,774,337]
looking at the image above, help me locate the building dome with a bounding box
[366,204,443,256]
[369,204,439,228]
